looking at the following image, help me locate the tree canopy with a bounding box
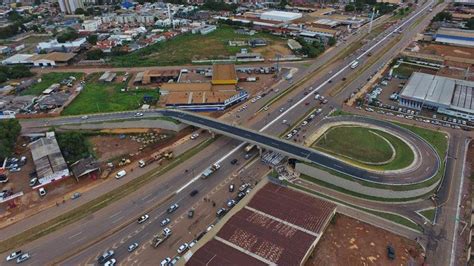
[433,11,452,22]
[56,132,91,163]
[86,49,104,60]
[466,18,474,30]
[0,119,21,159]
[56,28,79,43]
[0,65,34,83]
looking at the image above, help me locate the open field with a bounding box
[20,72,83,96]
[307,214,424,266]
[62,77,157,115]
[313,126,414,170]
[110,25,289,67]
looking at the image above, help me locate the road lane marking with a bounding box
[111,216,124,224]
[110,210,122,218]
[68,231,83,239]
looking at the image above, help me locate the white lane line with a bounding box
[174,0,434,196]
[68,231,83,239]
[111,216,124,224]
[110,210,122,218]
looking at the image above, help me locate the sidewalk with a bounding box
[0,133,203,242]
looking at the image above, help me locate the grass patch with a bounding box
[419,208,436,223]
[110,25,286,67]
[313,126,414,170]
[329,109,353,117]
[20,72,83,96]
[286,181,422,231]
[392,63,420,78]
[0,137,216,254]
[62,81,158,115]
[395,123,447,158]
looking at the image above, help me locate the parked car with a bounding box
[387,245,395,260]
[115,170,127,179]
[177,243,189,254]
[160,257,171,266]
[227,199,236,208]
[137,214,149,224]
[230,159,238,165]
[29,178,38,187]
[167,203,179,213]
[127,243,139,252]
[38,187,46,197]
[188,209,194,218]
[216,208,227,218]
[229,184,235,192]
[15,253,30,264]
[0,174,8,183]
[160,218,171,227]
[6,251,22,261]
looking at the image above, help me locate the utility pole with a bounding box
[368,7,376,34]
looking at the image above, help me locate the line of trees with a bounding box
[0,119,21,159]
[0,65,34,84]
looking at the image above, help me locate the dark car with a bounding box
[230,159,238,165]
[387,245,395,260]
[98,250,114,264]
[188,209,194,218]
[190,189,199,197]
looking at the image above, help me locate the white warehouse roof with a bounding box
[260,10,302,22]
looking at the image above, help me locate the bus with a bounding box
[350,61,359,69]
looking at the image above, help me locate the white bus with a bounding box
[350,61,359,69]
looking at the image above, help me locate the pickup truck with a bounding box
[201,163,221,179]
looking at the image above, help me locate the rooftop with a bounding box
[187,183,336,265]
[29,133,68,181]
[212,64,237,84]
[29,52,76,62]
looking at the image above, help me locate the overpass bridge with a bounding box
[19,109,440,185]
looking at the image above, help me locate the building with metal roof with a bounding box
[434,27,474,48]
[399,72,474,121]
[260,10,303,22]
[29,132,69,187]
[187,183,336,266]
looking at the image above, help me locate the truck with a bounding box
[201,163,221,179]
[138,150,174,168]
[151,231,171,248]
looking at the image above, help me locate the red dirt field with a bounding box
[307,214,425,266]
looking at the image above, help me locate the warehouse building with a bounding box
[399,72,474,121]
[187,183,336,265]
[260,10,303,22]
[1,52,76,67]
[434,27,474,48]
[29,132,70,188]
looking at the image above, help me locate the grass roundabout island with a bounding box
[312,126,415,171]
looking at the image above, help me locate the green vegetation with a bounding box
[392,63,420,78]
[396,123,447,159]
[86,49,104,60]
[0,137,216,254]
[466,18,474,30]
[432,11,452,22]
[286,182,422,231]
[419,208,436,223]
[314,126,414,170]
[62,77,158,115]
[56,27,79,43]
[295,37,325,58]
[201,0,237,12]
[111,25,286,67]
[20,72,83,96]
[329,109,353,117]
[86,34,98,45]
[56,132,92,164]
[0,65,34,84]
[0,119,21,159]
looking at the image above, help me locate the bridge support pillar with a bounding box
[209,130,215,138]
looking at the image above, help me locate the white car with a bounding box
[104,258,116,266]
[177,243,189,254]
[160,218,171,227]
[38,187,46,197]
[161,257,171,266]
[127,243,139,252]
[134,112,144,117]
[16,253,30,264]
[137,214,149,224]
[6,251,22,261]
[190,133,199,140]
[115,170,127,179]
[81,115,88,120]
[163,227,172,236]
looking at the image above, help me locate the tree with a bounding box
[466,18,474,30]
[345,4,355,12]
[74,8,86,15]
[86,49,104,60]
[278,0,288,10]
[86,34,98,45]
[56,132,90,163]
[56,28,79,43]
[327,37,336,46]
[0,119,21,159]
[433,11,452,22]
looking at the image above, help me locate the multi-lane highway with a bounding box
[8,0,458,265]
